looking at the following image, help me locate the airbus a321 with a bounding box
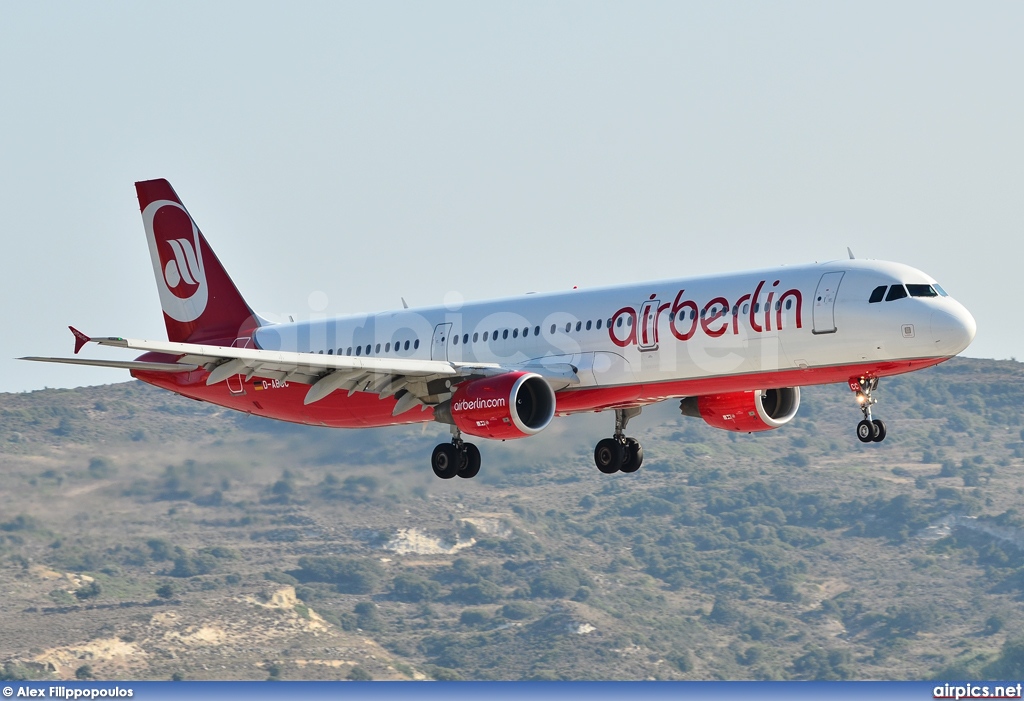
[24,180,977,479]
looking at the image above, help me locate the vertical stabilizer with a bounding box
[135,179,258,344]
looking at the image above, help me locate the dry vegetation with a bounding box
[2,357,1024,681]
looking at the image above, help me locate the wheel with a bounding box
[431,443,460,479]
[871,419,887,443]
[458,443,481,479]
[856,420,874,443]
[621,437,643,473]
[594,438,624,474]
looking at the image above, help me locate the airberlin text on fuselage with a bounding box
[609,280,803,348]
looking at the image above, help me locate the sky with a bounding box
[1,2,1021,394]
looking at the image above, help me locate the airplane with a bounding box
[22,179,977,479]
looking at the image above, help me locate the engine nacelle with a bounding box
[680,387,801,433]
[435,372,556,440]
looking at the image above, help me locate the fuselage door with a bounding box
[638,298,660,351]
[431,323,452,361]
[812,271,845,335]
[227,337,251,395]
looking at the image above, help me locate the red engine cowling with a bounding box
[680,387,801,432]
[445,372,556,440]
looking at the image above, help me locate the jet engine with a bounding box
[434,371,556,440]
[679,387,801,432]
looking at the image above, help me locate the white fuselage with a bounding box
[252,258,975,405]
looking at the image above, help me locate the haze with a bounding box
[2,2,1021,394]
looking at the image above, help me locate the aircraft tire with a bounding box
[595,438,624,474]
[431,443,460,479]
[621,438,643,473]
[856,420,875,443]
[871,419,887,443]
[458,443,482,479]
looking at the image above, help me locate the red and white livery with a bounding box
[24,180,977,479]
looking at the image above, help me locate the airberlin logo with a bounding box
[453,397,507,412]
[162,237,202,299]
[608,280,803,349]
[142,200,209,323]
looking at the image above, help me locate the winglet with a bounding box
[69,326,91,355]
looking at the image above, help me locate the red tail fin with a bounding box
[136,179,258,344]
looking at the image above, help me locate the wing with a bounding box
[23,330,580,416]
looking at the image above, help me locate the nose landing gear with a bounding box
[851,377,886,443]
[431,427,481,479]
[594,407,644,474]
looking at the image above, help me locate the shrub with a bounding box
[296,556,384,594]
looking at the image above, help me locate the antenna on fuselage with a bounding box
[401,297,409,309]
[847,247,856,260]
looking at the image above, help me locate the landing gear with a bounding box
[431,427,481,479]
[851,377,886,443]
[593,408,644,474]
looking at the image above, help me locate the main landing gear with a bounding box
[594,407,644,474]
[851,377,887,443]
[431,427,481,479]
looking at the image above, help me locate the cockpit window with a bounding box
[868,285,887,303]
[933,284,948,297]
[885,284,908,302]
[907,284,938,298]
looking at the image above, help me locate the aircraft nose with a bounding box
[930,305,977,356]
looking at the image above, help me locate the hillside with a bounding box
[2,357,1024,681]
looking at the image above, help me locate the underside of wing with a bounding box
[27,331,581,416]
[19,357,200,373]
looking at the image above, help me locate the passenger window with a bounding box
[463,334,469,344]
[404,340,410,351]
[473,333,478,342]
[550,324,556,335]
[566,322,572,332]
[907,284,938,298]
[355,346,362,356]
[596,319,602,329]
[502,329,508,340]
[743,304,749,314]
[384,343,390,352]
[375,344,381,353]
[576,321,582,332]
[785,300,792,310]
[616,318,622,328]
[483,331,489,341]
[347,347,352,355]
[327,349,333,355]
[453,335,459,345]
[627,317,633,327]
[534,326,540,336]
[414,339,420,349]
[318,350,323,354]
[524,326,530,337]
[868,285,887,303]
[886,285,908,301]
[586,320,592,331]
[512,328,518,339]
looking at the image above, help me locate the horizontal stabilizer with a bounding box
[19,357,199,373]
[69,326,91,354]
